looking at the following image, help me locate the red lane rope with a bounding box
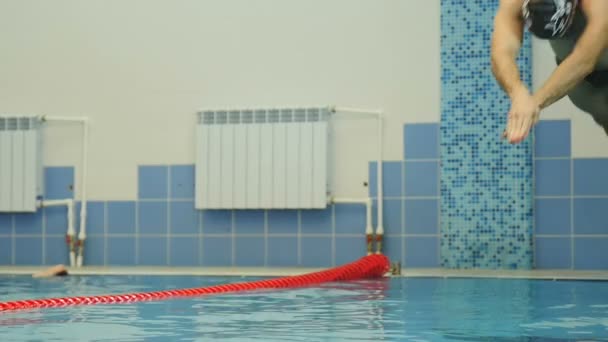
[0,254,390,313]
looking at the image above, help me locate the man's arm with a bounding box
[492,0,540,144]
[491,0,527,98]
[533,0,608,109]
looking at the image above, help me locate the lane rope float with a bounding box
[0,254,390,312]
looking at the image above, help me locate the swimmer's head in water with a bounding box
[523,0,579,39]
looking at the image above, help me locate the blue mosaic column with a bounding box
[440,0,533,269]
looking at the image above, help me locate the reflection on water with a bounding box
[0,275,607,341]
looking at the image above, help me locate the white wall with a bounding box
[532,39,608,157]
[0,0,440,200]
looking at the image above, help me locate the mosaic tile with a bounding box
[440,0,534,269]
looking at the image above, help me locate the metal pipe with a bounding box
[331,197,374,255]
[330,107,384,254]
[41,116,88,123]
[40,199,76,266]
[42,116,89,267]
[375,114,384,254]
[41,199,73,207]
[330,197,369,204]
[77,119,89,267]
[331,106,383,116]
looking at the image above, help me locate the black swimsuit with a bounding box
[585,69,608,89]
[556,58,608,89]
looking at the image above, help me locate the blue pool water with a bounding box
[0,275,607,341]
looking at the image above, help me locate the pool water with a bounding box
[1,275,607,341]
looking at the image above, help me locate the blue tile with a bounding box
[535,159,570,196]
[384,236,403,265]
[301,208,332,234]
[369,162,377,198]
[202,237,232,266]
[574,238,608,270]
[405,161,439,196]
[301,237,332,267]
[383,162,403,197]
[170,165,195,199]
[170,237,200,266]
[235,210,265,234]
[335,204,366,235]
[335,237,365,265]
[138,237,167,266]
[574,198,608,235]
[79,201,105,236]
[405,199,438,234]
[202,210,232,234]
[107,237,136,265]
[268,237,298,266]
[0,236,12,264]
[171,201,198,235]
[269,210,299,234]
[535,199,570,235]
[138,202,168,235]
[14,211,43,235]
[535,237,571,269]
[44,167,74,200]
[373,199,402,236]
[138,165,168,199]
[534,120,571,158]
[0,214,13,232]
[574,159,608,196]
[235,237,265,266]
[404,123,439,159]
[45,237,69,265]
[55,201,105,235]
[369,161,404,198]
[45,207,67,235]
[83,237,105,266]
[107,201,136,234]
[405,237,439,268]
[15,237,42,265]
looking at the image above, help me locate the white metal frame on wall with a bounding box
[195,107,330,210]
[0,116,43,212]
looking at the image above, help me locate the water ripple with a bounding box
[0,276,607,341]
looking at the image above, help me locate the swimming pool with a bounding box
[1,275,607,341]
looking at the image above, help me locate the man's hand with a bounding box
[504,88,540,144]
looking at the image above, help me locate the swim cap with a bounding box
[523,0,578,39]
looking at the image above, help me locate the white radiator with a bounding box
[0,116,43,212]
[196,107,330,209]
